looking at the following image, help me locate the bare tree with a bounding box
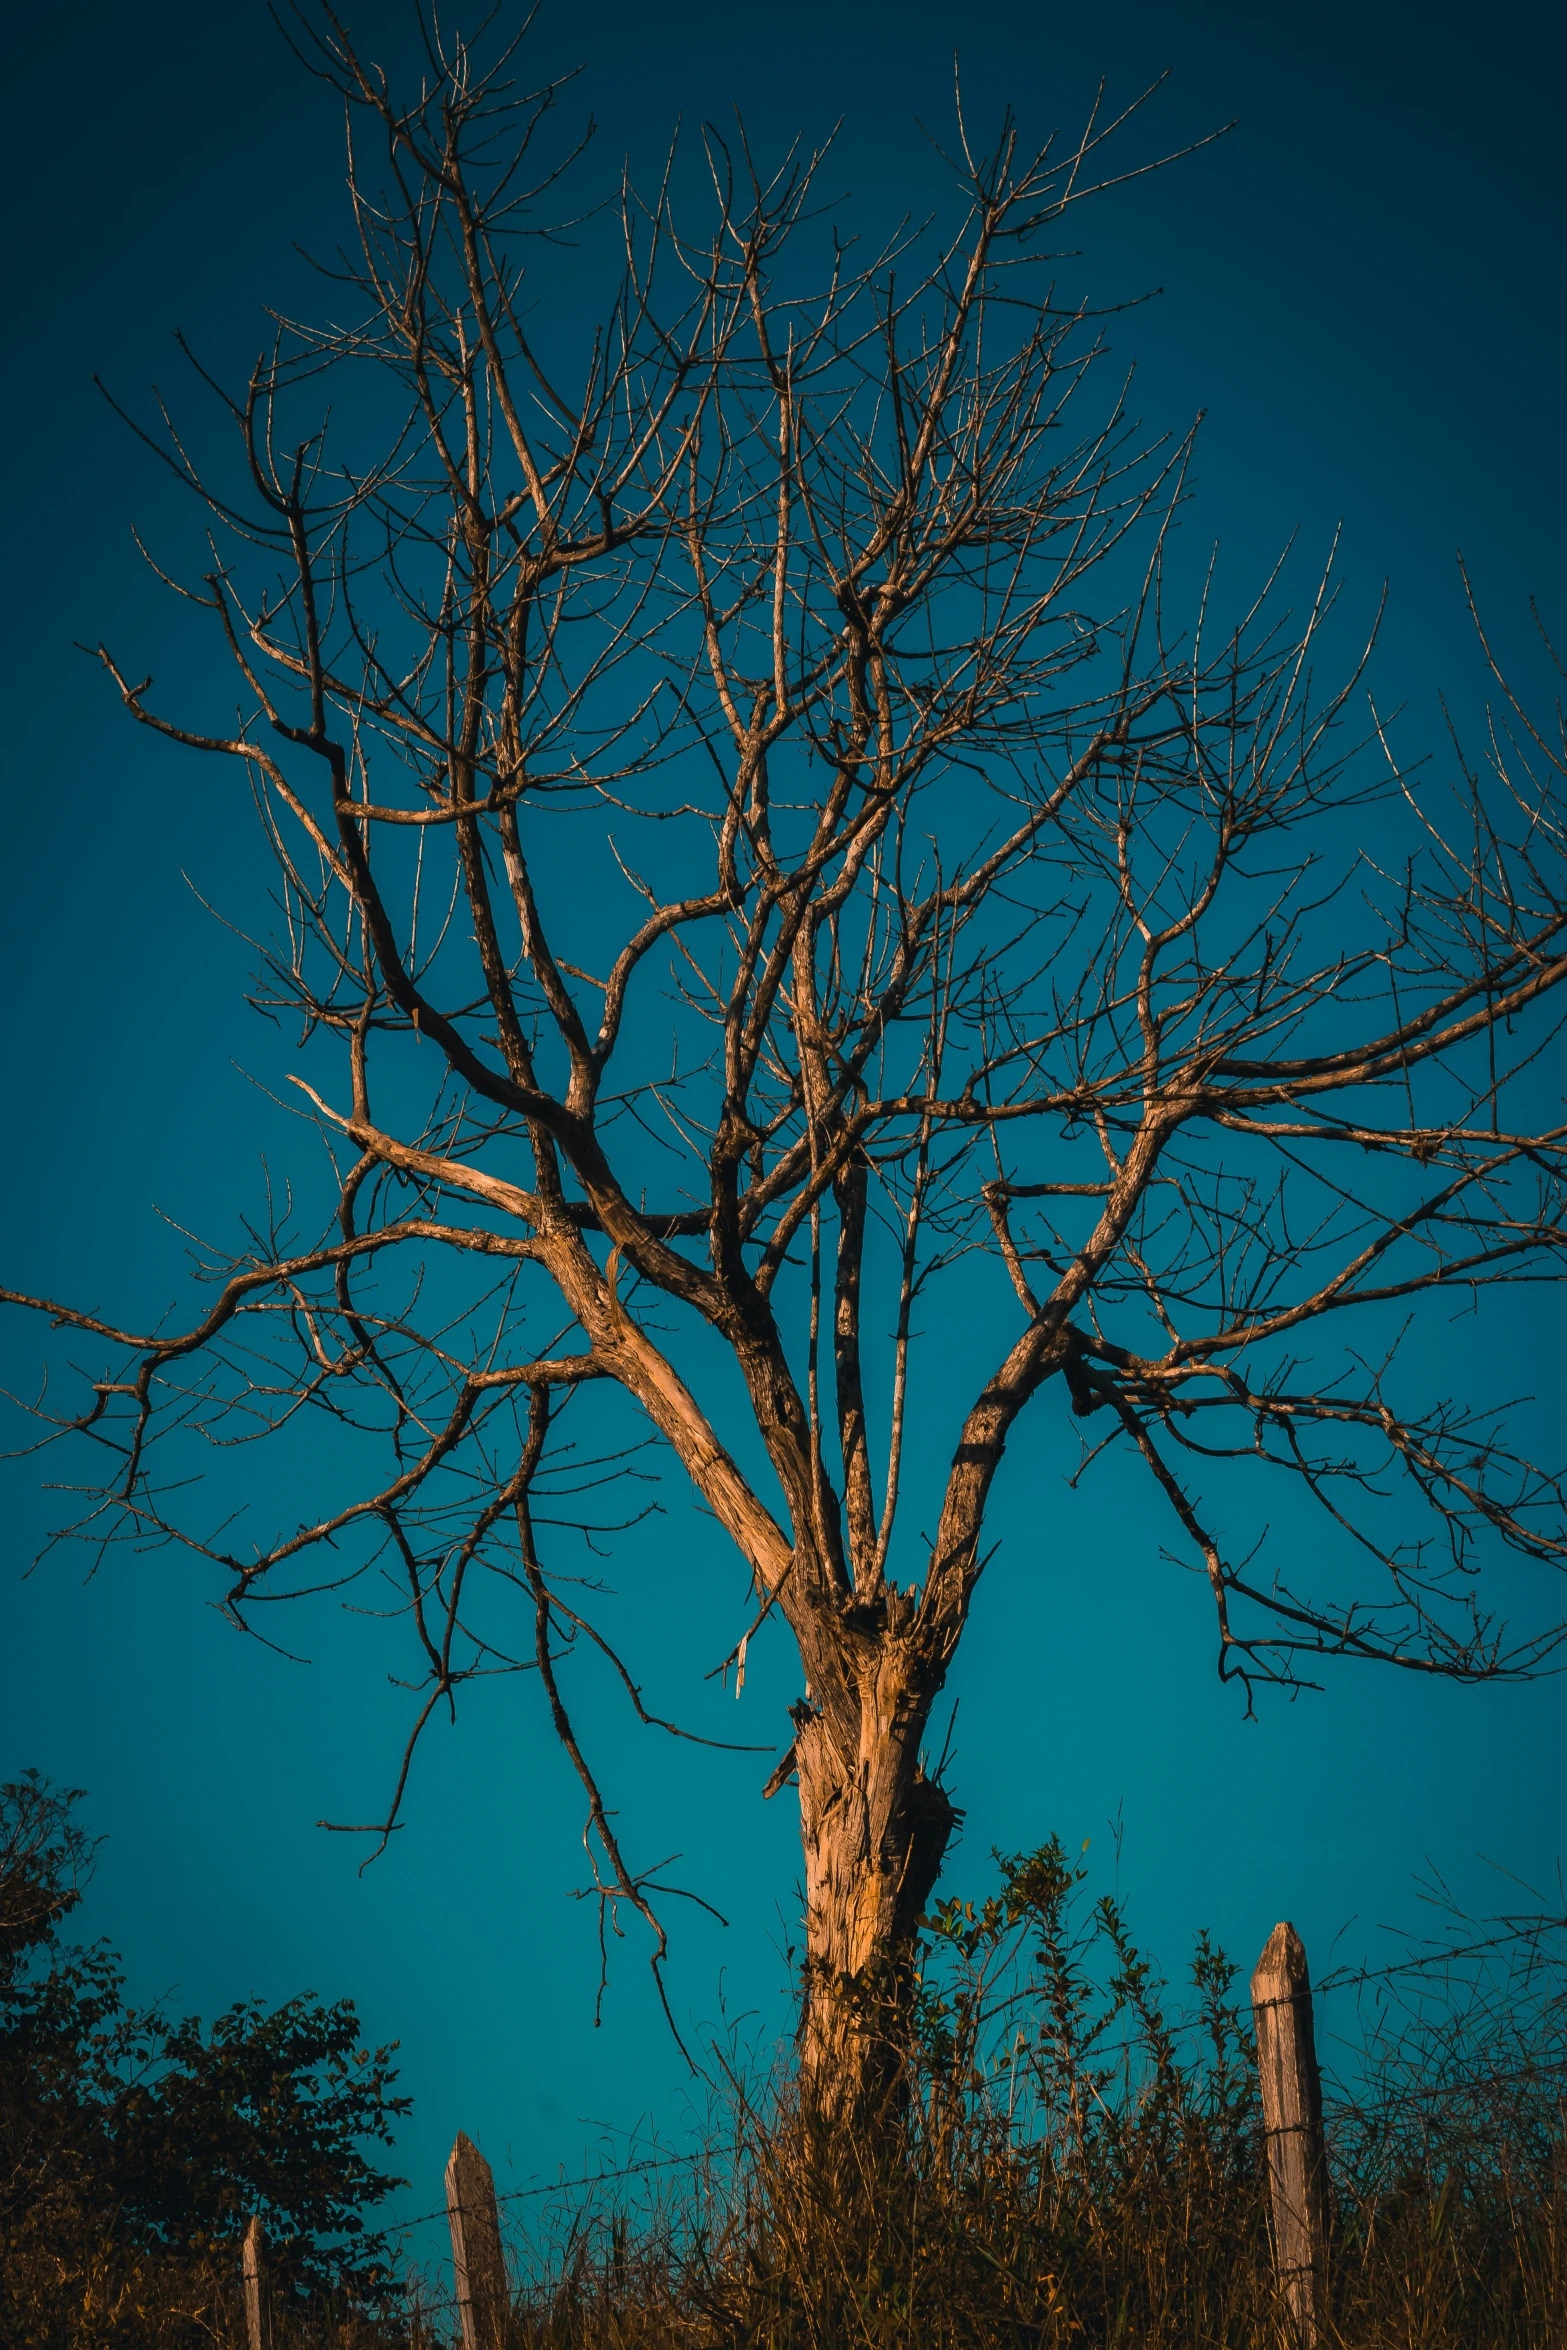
[7,9,1567,2115]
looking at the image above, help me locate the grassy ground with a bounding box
[9,1841,1565,2346]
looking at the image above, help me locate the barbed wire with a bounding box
[380,2148,711,2243]
[371,1912,1567,2262]
[1315,1911,1567,1999]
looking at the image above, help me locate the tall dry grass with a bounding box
[0,2189,399,2350]
[11,1839,1565,2346]
[494,1841,1567,2349]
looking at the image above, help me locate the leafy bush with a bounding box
[0,1773,409,2348]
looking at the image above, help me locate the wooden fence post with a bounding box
[1251,1921,1330,2346]
[241,2214,269,2350]
[445,2130,510,2350]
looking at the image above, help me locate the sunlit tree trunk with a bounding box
[791,1619,957,2115]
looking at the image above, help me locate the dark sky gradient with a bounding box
[4,0,1566,2263]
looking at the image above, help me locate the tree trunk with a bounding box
[792,1636,957,2119]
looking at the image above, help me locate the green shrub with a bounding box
[0,1773,409,2348]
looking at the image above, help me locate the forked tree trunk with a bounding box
[792,1641,957,2117]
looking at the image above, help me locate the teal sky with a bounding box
[4,0,1565,2275]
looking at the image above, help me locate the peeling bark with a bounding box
[791,1607,958,2114]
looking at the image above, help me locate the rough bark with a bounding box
[790,1601,958,2114]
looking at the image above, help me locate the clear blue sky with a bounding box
[3,0,1565,2274]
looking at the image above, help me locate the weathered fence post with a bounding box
[241,2214,269,2350]
[445,2130,510,2350]
[1252,1921,1330,2346]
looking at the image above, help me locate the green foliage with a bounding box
[106,1992,410,2283]
[0,1768,97,1966]
[0,1773,410,2347]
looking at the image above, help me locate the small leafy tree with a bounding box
[0,1775,409,2318]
